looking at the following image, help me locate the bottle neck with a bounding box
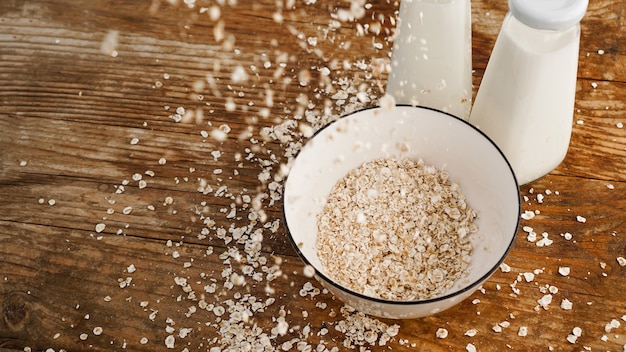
[502,12,581,53]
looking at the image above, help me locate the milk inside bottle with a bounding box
[387,0,472,120]
[469,0,588,185]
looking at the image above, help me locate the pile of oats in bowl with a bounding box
[317,157,477,301]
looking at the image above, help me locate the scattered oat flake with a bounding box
[499,263,511,273]
[165,335,175,348]
[522,272,535,282]
[617,257,626,266]
[558,267,570,276]
[521,210,535,220]
[536,233,553,247]
[100,30,119,57]
[576,215,587,223]
[518,326,528,337]
[48,199,56,206]
[274,319,289,336]
[211,128,228,142]
[231,65,248,83]
[93,327,103,336]
[178,327,193,338]
[379,94,396,111]
[537,294,553,309]
[95,223,106,233]
[536,193,544,203]
[573,326,582,337]
[465,328,478,337]
[436,328,448,339]
[605,319,621,333]
[303,265,315,278]
[466,343,477,352]
[299,123,314,138]
[561,298,573,310]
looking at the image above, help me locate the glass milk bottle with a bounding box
[386,0,472,119]
[469,0,588,185]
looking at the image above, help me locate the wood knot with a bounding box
[3,292,31,331]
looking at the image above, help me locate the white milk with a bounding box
[469,8,583,185]
[387,0,472,119]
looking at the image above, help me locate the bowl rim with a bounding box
[282,104,521,306]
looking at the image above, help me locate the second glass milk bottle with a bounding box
[469,0,588,185]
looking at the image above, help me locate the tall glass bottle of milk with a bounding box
[386,0,472,119]
[469,0,588,185]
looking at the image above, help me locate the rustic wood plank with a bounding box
[557,80,626,181]
[1,0,625,351]
[1,174,624,351]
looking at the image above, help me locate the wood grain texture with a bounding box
[1,0,625,351]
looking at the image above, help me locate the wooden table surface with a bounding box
[1,0,625,351]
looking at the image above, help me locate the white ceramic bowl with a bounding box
[282,105,520,319]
